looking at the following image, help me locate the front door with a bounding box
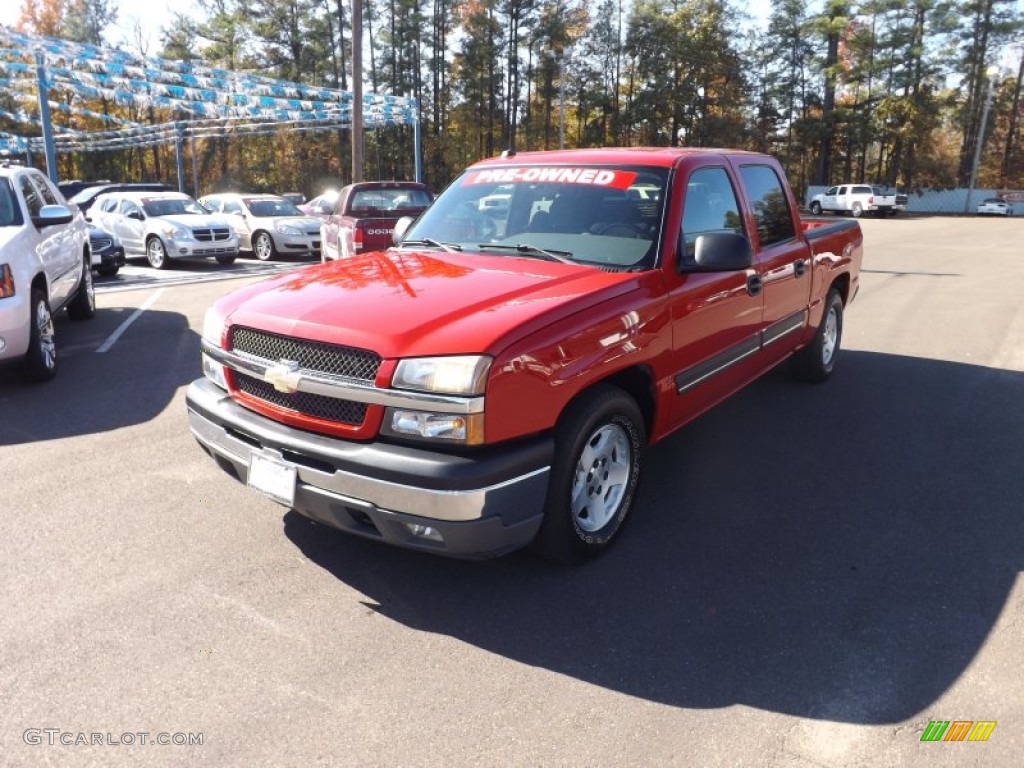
[667,163,764,426]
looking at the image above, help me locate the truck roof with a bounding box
[469,147,771,169]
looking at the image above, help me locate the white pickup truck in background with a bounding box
[809,184,906,217]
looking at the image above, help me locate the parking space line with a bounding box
[96,289,164,354]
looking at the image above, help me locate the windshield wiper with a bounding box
[399,238,463,252]
[477,243,575,264]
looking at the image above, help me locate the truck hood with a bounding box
[221,249,643,359]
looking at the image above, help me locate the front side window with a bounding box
[0,179,24,227]
[30,174,60,207]
[738,165,795,248]
[402,164,669,271]
[680,166,744,261]
[18,175,42,218]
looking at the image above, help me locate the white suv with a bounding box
[0,162,95,381]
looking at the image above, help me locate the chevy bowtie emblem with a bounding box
[264,360,302,393]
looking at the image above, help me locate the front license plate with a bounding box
[248,452,297,506]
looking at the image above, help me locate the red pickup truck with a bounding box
[188,148,862,563]
[319,181,432,261]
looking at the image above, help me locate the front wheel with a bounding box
[531,385,645,564]
[809,201,822,215]
[791,289,843,382]
[252,231,276,261]
[146,237,169,269]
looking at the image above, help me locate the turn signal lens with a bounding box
[0,264,14,299]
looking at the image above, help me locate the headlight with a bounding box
[274,222,302,235]
[201,306,228,347]
[392,355,491,395]
[159,224,188,240]
[200,307,229,390]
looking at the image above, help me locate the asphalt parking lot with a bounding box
[1,216,1022,767]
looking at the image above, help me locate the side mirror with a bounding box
[392,216,414,245]
[679,231,753,272]
[32,204,74,228]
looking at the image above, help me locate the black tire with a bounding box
[791,289,843,382]
[96,264,119,277]
[851,202,863,218]
[252,231,276,261]
[146,237,169,269]
[24,288,58,382]
[215,253,237,265]
[531,385,646,564]
[809,201,822,215]
[67,257,96,321]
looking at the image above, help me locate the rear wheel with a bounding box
[146,237,169,269]
[851,202,863,218]
[791,289,843,382]
[24,289,57,381]
[252,231,276,261]
[67,256,96,320]
[531,385,645,564]
[97,264,119,277]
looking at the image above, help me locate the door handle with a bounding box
[746,273,762,296]
[794,259,807,277]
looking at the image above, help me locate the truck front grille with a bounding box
[233,372,369,425]
[229,327,382,427]
[230,327,381,381]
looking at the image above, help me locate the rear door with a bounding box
[732,160,813,366]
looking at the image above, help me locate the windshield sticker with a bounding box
[463,168,637,189]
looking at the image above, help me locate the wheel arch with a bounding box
[829,272,851,305]
[554,364,656,446]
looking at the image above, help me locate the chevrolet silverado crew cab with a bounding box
[320,181,432,261]
[1,162,95,381]
[187,148,862,563]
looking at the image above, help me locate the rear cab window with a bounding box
[738,164,796,247]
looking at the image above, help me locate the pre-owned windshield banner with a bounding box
[462,168,638,189]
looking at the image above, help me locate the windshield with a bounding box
[142,196,207,216]
[401,165,668,270]
[246,198,303,217]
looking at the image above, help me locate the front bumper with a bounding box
[186,378,552,558]
[274,232,321,255]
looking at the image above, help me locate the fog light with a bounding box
[405,523,443,542]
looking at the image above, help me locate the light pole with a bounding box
[965,65,1001,213]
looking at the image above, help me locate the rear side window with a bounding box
[738,165,795,247]
[854,186,874,195]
